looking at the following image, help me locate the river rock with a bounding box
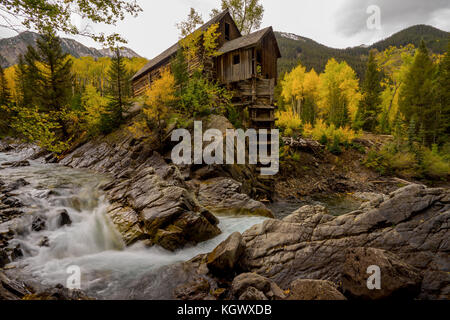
[0,272,31,300]
[3,178,29,193]
[206,232,245,276]
[231,273,286,300]
[32,216,46,232]
[238,286,268,300]
[2,160,30,168]
[239,185,449,300]
[11,244,23,261]
[57,209,72,227]
[23,283,93,300]
[198,177,273,217]
[174,277,213,300]
[0,249,9,268]
[342,247,422,300]
[286,279,346,300]
[38,236,50,248]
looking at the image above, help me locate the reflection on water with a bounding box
[268,194,363,219]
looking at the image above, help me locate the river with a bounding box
[0,151,267,299]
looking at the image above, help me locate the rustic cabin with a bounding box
[131,9,281,99]
[131,9,281,197]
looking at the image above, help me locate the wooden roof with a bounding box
[218,26,281,57]
[132,9,234,81]
[132,9,281,81]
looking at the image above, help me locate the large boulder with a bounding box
[286,279,346,300]
[198,177,273,218]
[239,185,449,299]
[342,247,422,300]
[106,165,221,251]
[206,232,245,276]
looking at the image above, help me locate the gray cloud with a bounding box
[335,0,450,37]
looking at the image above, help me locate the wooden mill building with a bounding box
[131,9,281,197]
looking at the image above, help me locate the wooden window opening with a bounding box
[233,53,240,65]
[225,23,230,41]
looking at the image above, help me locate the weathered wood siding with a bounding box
[217,48,254,83]
[216,32,279,84]
[217,14,241,46]
[259,32,278,81]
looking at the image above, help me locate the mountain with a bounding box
[0,31,141,67]
[275,25,449,79]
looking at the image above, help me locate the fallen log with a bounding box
[282,137,324,153]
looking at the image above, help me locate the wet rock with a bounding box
[0,209,23,224]
[0,143,14,153]
[2,160,30,168]
[0,249,9,268]
[174,277,213,300]
[3,178,29,192]
[11,245,23,261]
[38,237,50,247]
[198,177,274,218]
[0,230,13,248]
[107,205,145,245]
[239,185,449,300]
[106,166,221,251]
[206,232,245,277]
[231,273,285,300]
[342,247,422,300]
[286,279,346,300]
[32,216,46,232]
[2,197,23,208]
[239,286,268,300]
[23,283,93,300]
[57,209,72,227]
[0,272,32,300]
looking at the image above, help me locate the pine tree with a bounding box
[23,33,73,114]
[171,49,189,96]
[434,43,450,145]
[103,47,130,133]
[399,40,436,146]
[357,51,382,132]
[0,64,11,106]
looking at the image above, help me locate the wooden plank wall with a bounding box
[217,48,253,83]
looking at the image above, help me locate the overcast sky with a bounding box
[1,0,449,58]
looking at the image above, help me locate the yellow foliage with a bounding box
[6,105,70,153]
[131,68,176,140]
[276,110,302,136]
[203,23,221,57]
[81,84,109,134]
[319,58,361,119]
[303,119,360,144]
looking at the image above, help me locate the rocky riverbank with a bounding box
[0,121,449,300]
[145,184,449,300]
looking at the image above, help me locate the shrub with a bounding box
[422,148,450,179]
[276,110,303,137]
